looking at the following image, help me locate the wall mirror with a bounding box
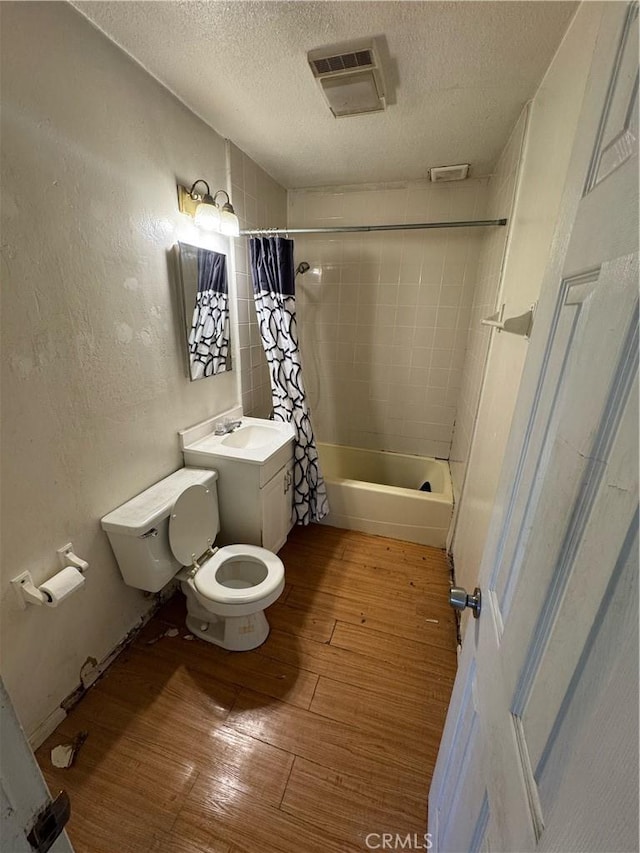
[176,242,231,381]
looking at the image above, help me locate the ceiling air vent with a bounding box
[307,39,386,118]
[310,49,374,75]
[429,164,470,182]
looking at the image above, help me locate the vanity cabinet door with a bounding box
[261,461,294,553]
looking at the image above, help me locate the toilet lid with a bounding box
[169,484,217,566]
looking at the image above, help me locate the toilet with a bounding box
[101,467,284,651]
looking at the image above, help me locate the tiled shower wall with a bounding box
[228,141,287,417]
[288,180,488,458]
[448,113,527,501]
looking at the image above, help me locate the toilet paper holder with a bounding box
[11,543,88,609]
[56,542,89,573]
[11,571,50,608]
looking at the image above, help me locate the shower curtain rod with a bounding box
[239,218,507,236]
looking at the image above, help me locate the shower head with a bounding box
[295,261,310,276]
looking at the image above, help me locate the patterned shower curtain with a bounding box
[188,248,230,380]
[250,236,329,525]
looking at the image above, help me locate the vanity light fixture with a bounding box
[177,181,240,236]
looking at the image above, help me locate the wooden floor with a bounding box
[36,525,458,853]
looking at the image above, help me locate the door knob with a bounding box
[449,586,481,618]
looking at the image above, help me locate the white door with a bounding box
[0,678,75,852]
[429,4,639,852]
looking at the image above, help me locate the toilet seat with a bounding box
[194,544,284,605]
[168,483,284,608]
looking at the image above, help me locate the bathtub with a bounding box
[317,443,453,548]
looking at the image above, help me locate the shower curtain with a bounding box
[188,248,230,380]
[250,236,329,525]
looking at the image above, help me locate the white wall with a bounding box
[0,2,241,736]
[450,2,603,612]
[449,114,527,504]
[228,142,287,418]
[288,181,488,458]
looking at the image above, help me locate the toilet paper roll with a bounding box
[40,566,86,607]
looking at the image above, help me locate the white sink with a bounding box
[182,416,295,469]
[221,424,282,450]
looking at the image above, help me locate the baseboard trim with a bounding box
[28,706,67,750]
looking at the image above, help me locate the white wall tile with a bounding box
[289,179,489,457]
[431,349,454,370]
[238,324,250,348]
[436,306,459,328]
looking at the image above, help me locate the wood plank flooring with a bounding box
[36,525,457,853]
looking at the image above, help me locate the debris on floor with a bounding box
[183,634,194,641]
[146,626,180,644]
[51,731,88,769]
[424,618,439,624]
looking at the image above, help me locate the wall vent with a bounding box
[308,39,386,118]
[429,164,470,182]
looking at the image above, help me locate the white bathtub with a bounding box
[317,443,453,548]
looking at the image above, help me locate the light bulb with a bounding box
[219,208,240,237]
[194,201,220,231]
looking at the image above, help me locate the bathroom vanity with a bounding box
[180,414,295,553]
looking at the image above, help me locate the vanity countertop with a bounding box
[182,416,295,466]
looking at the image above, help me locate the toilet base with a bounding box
[185,608,270,651]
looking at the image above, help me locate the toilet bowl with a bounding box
[181,544,284,650]
[101,468,285,651]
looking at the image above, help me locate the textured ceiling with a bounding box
[73,1,577,188]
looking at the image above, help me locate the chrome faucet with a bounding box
[214,418,242,435]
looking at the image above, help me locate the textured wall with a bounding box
[450,3,602,608]
[228,142,287,418]
[0,2,239,736]
[288,181,488,458]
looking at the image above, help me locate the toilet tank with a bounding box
[101,468,219,593]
